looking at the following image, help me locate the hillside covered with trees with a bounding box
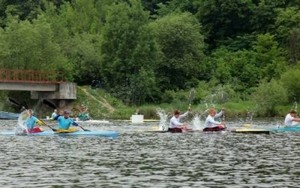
[0,0,300,116]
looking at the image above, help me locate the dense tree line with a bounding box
[0,0,299,115]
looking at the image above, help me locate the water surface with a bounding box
[0,120,299,187]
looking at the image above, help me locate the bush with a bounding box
[251,79,288,116]
[281,68,300,102]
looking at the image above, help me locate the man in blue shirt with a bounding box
[24,109,43,133]
[54,110,79,132]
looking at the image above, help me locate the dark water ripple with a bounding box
[0,120,299,187]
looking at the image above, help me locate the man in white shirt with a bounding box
[203,108,225,131]
[169,109,190,132]
[284,110,300,126]
[51,109,58,120]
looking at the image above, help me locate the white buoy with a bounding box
[131,115,144,123]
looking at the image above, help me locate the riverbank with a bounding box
[0,86,294,120]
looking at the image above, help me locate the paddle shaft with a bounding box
[79,125,90,131]
[40,118,90,131]
[188,89,195,110]
[39,119,57,132]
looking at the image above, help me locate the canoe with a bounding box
[0,111,19,120]
[0,130,119,138]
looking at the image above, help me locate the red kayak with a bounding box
[23,127,43,133]
[203,125,226,132]
[168,127,192,133]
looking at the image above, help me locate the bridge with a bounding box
[0,69,77,107]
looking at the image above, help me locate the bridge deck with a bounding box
[0,69,76,100]
[0,69,63,83]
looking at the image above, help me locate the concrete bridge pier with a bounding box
[31,82,77,108]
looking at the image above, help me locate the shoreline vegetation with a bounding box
[0,86,295,122]
[0,1,300,120]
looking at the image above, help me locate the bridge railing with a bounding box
[0,69,64,83]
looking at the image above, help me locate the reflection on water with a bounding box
[0,120,299,187]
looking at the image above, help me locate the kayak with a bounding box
[146,127,194,133]
[0,111,19,120]
[203,125,226,132]
[74,119,111,124]
[0,130,119,138]
[146,125,270,134]
[231,128,271,134]
[271,125,300,133]
[231,125,300,134]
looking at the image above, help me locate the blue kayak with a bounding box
[270,126,300,133]
[0,130,119,138]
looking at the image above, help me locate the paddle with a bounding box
[188,88,195,110]
[41,120,90,132]
[221,107,227,129]
[39,119,58,132]
[78,125,90,131]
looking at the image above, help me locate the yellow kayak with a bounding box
[232,128,270,134]
[55,127,78,133]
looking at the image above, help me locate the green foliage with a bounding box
[0,0,44,27]
[253,34,286,81]
[275,7,300,64]
[67,33,102,84]
[197,0,255,50]
[252,79,288,116]
[0,0,299,116]
[280,68,300,102]
[100,0,160,105]
[160,89,188,104]
[136,105,161,119]
[0,91,17,112]
[210,34,286,97]
[54,0,103,35]
[149,12,205,90]
[0,14,73,79]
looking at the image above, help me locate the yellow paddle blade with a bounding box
[149,125,161,131]
[242,124,252,128]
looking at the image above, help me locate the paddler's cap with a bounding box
[174,110,180,115]
[64,110,70,114]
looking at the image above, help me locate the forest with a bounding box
[0,0,300,116]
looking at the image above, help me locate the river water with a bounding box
[0,119,299,187]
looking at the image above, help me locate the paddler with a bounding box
[168,109,190,133]
[54,110,79,131]
[24,109,44,133]
[51,109,58,120]
[284,109,300,126]
[203,107,225,131]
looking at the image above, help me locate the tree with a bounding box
[0,14,72,80]
[281,68,300,102]
[0,0,43,27]
[275,7,300,64]
[149,12,205,91]
[252,33,286,81]
[196,0,255,50]
[100,0,160,104]
[43,0,107,84]
[252,79,288,116]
